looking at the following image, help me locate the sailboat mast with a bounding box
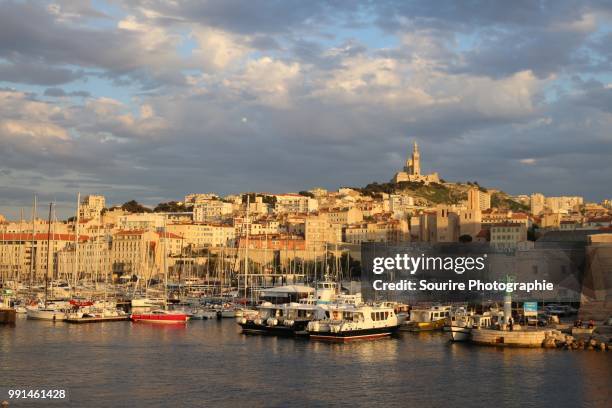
[45,202,53,306]
[29,194,37,292]
[73,192,80,292]
[244,194,250,300]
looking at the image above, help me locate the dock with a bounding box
[470,328,547,347]
[0,308,17,325]
[64,316,129,324]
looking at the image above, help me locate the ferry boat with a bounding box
[130,309,189,324]
[306,303,400,342]
[402,305,451,332]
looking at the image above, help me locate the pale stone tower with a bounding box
[411,141,420,175]
[405,140,421,175]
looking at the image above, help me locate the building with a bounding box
[545,196,583,213]
[490,223,527,250]
[166,223,235,249]
[79,195,106,221]
[467,188,491,211]
[417,207,460,243]
[110,230,182,278]
[392,141,440,184]
[324,207,363,226]
[237,234,305,251]
[57,236,111,282]
[192,200,233,221]
[274,194,318,214]
[118,213,166,231]
[530,193,545,215]
[183,193,219,206]
[344,219,410,244]
[304,215,342,251]
[0,232,88,281]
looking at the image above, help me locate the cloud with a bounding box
[1,0,611,219]
[43,87,90,97]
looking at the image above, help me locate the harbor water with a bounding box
[1,317,610,408]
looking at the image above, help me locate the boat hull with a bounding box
[450,326,471,342]
[309,325,400,342]
[239,320,310,336]
[401,318,447,332]
[26,308,65,321]
[130,313,188,324]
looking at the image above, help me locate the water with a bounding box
[1,317,610,408]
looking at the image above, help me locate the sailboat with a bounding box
[130,220,189,324]
[27,203,68,321]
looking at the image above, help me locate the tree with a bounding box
[154,201,184,213]
[298,190,314,198]
[121,200,152,213]
[459,234,473,243]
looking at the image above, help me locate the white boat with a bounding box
[307,303,400,342]
[26,306,66,321]
[131,297,166,308]
[450,313,493,342]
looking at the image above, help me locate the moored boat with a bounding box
[402,305,451,332]
[307,303,400,342]
[130,309,189,324]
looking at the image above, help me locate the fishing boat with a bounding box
[401,305,451,332]
[307,303,400,342]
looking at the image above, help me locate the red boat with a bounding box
[130,309,189,324]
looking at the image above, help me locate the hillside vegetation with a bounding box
[355,180,528,211]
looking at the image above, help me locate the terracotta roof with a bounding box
[0,233,89,242]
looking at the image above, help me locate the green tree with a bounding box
[121,200,152,213]
[154,201,184,212]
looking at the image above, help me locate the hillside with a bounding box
[355,180,529,211]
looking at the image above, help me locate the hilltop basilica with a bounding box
[392,141,440,184]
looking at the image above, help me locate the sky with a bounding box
[0,0,611,218]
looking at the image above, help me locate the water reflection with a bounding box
[0,318,610,407]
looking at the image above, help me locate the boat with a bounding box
[402,305,451,332]
[306,303,400,342]
[131,297,166,308]
[238,300,317,336]
[450,313,493,342]
[236,278,341,336]
[26,304,67,321]
[131,309,189,324]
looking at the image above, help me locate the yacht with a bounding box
[237,279,340,336]
[26,301,70,321]
[306,303,400,342]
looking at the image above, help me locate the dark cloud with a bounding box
[43,87,90,97]
[0,0,611,219]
